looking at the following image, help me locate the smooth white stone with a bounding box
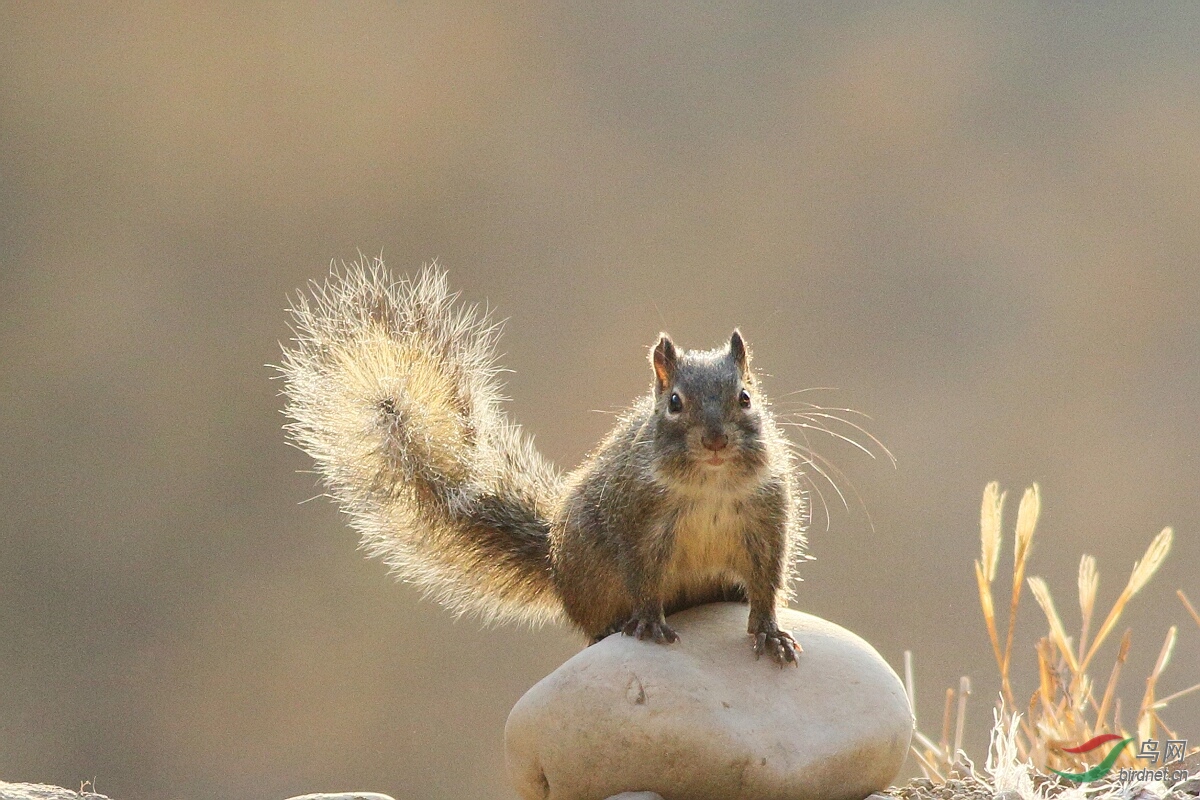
[506,603,913,800]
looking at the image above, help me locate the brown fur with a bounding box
[279,258,807,657]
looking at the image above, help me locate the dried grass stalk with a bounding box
[941,686,955,755]
[976,559,1003,672]
[904,650,915,707]
[978,482,1006,677]
[1095,628,1131,730]
[911,744,945,783]
[1036,637,1057,715]
[1153,680,1200,710]
[981,481,1004,583]
[1136,625,1177,743]
[1003,485,1040,677]
[1081,527,1173,673]
[1180,590,1200,631]
[912,483,1191,784]
[1077,554,1098,663]
[954,676,971,763]
[1028,576,1080,673]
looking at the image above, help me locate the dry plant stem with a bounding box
[978,482,1006,683]
[1024,691,1039,762]
[1180,590,1200,630]
[1154,681,1200,709]
[911,745,945,783]
[911,728,943,758]
[914,482,1190,781]
[1080,527,1173,674]
[1027,577,1080,673]
[953,676,971,765]
[940,687,955,757]
[1036,638,1056,716]
[1077,554,1098,665]
[904,650,915,710]
[1002,485,1040,703]
[1096,629,1132,731]
[1136,625,1177,744]
[976,560,1004,677]
[904,651,949,779]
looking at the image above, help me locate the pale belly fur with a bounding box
[663,491,749,595]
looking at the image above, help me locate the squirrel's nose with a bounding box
[702,431,728,452]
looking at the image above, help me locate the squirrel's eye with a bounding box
[738,389,751,409]
[667,392,683,414]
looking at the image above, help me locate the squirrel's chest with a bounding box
[666,492,749,576]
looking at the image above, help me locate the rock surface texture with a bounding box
[0,786,397,800]
[506,603,913,800]
[0,784,111,800]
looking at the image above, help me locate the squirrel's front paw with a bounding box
[622,613,679,644]
[751,620,801,667]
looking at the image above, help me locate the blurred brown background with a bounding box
[2,4,1198,799]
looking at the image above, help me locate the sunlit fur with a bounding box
[279,258,808,640]
[280,258,562,626]
[553,335,806,637]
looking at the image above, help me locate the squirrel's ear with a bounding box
[652,334,677,393]
[729,329,750,372]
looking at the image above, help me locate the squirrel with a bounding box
[279,259,807,665]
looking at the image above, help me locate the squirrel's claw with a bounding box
[753,626,801,667]
[622,614,679,645]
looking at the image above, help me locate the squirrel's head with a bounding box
[649,329,772,485]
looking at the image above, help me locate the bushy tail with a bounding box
[279,257,563,626]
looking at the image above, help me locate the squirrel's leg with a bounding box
[619,521,679,645]
[744,520,800,667]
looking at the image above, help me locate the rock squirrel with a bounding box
[279,259,809,665]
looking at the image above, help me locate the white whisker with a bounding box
[792,410,896,466]
[780,419,877,460]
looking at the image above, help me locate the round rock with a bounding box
[505,603,913,800]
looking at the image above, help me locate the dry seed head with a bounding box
[1127,527,1173,597]
[1013,483,1040,570]
[981,481,1005,583]
[1082,527,1173,672]
[1028,576,1080,673]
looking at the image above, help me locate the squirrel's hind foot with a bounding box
[751,621,801,667]
[621,611,679,645]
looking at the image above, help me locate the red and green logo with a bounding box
[1052,734,1134,783]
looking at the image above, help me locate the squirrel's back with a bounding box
[279,259,562,626]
